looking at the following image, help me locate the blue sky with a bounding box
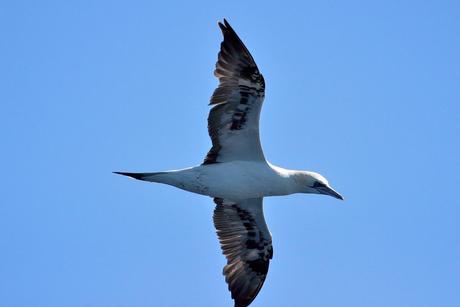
[1,0,459,306]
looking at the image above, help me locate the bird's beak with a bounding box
[318,186,344,200]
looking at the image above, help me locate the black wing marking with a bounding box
[213,198,273,307]
[204,19,266,165]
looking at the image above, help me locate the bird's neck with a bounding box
[268,164,308,195]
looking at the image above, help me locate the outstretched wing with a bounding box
[213,198,273,307]
[204,19,266,165]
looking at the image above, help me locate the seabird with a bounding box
[115,19,343,307]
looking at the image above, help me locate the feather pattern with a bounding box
[213,198,273,307]
[204,19,266,165]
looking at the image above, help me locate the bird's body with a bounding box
[115,19,343,307]
[126,162,305,201]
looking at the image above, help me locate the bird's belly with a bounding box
[196,162,286,200]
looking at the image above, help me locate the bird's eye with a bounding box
[313,181,326,189]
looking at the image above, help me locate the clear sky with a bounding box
[1,1,459,306]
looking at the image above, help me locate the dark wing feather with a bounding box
[204,19,266,165]
[213,198,273,307]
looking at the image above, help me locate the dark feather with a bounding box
[203,19,266,165]
[213,198,273,307]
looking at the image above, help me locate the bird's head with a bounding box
[293,171,343,200]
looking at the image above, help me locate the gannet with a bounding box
[115,19,343,307]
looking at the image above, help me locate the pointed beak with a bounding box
[318,186,344,200]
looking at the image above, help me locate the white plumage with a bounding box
[115,19,342,307]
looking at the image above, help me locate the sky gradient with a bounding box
[1,0,460,306]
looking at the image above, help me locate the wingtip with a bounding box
[218,19,226,32]
[218,18,233,32]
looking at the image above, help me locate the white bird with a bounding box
[115,19,343,307]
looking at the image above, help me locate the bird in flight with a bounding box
[115,19,343,307]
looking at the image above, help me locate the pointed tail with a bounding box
[113,171,166,182]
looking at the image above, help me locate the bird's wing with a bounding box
[213,198,273,307]
[203,19,266,165]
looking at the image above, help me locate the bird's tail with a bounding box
[113,171,167,182]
